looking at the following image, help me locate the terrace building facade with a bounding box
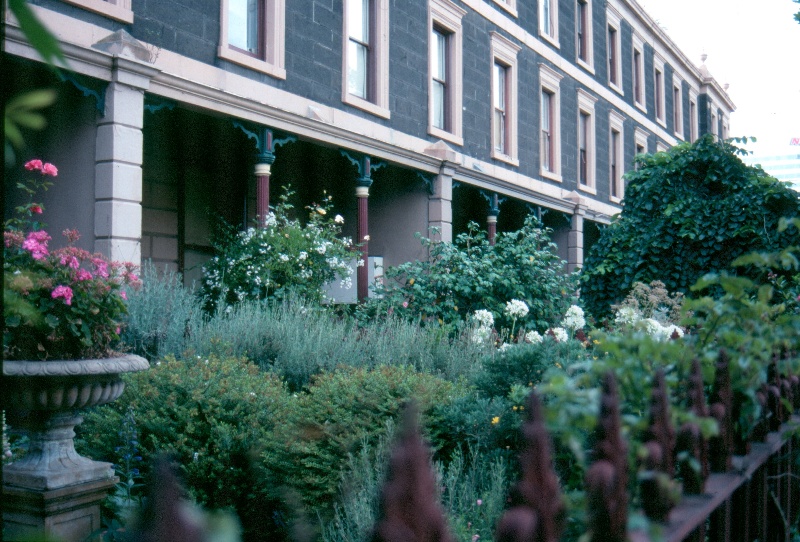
[3,0,735,297]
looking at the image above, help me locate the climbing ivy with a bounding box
[581,135,800,319]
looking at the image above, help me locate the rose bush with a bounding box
[3,159,140,360]
[200,189,356,312]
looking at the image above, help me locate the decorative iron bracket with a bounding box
[59,72,106,116]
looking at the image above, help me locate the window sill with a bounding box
[539,31,560,49]
[428,126,464,147]
[578,183,597,195]
[634,100,647,114]
[540,168,562,183]
[491,0,518,18]
[218,46,286,79]
[576,58,594,74]
[656,117,667,128]
[491,150,519,167]
[342,92,391,119]
[61,0,133,23]
[674,131,684,141]
[609,82,624,96]
[609,195,623,205]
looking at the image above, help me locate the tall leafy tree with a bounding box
[581,135,800,319]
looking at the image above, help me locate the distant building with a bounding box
[4,0,735,294]
[746,153,800,190]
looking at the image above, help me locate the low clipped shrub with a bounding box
[77,353,290,540]
[261,365,469,513]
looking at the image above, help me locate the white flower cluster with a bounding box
[549,327,569,343]
[614,307,684,341]
[505,299,529,319]
[471,309,495,345]
[525,330,543,344]
[561,305,586,332]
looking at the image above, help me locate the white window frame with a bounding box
[491,32,521,165]
[539,0,559,48]
[632,33,646,111]
[491,0,518,18]
[428,0,466,146]
[634,126,649,170]
[688,88,698,142]
[672,75,684,139]
[653,53,666,126]
[606,7,622,95]
[61,0,133,23]
[539,64,563,181]
[577,89,597,194]
[656,141,669,153]
[341,0,390,118]
[219,0,286,79]
[609,110,625,203]
[575,0,594,72]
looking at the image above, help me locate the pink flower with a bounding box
[52,285,73,305]
[476,499,483,506]
[92,258,109,278]
[60,254,80,269]
[41,163,58,176]
[24,159,43,171]
[116,327,121,335]
[63,229,81,243]
[120,290,127,300]
[76,268,93,281]
[30,205,43,214]
[22,230,51,260]
[402,301,409,308]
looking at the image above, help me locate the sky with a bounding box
[638,0,800,159]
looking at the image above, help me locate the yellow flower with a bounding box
[409,278,415,285]
[555,362,562,369]
[316,208,327,215]
[512,406,518,411]
[491,416,500,425]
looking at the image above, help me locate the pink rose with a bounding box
[52,285,74,305]
[120,290,127,300]
[41,163,58,176]
[24,159,43,171]
[30,205,43,214]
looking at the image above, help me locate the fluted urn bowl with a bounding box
[2,354,150,490]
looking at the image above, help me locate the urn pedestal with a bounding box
[2,355,149,541]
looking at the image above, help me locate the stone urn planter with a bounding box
[2,354,149,540]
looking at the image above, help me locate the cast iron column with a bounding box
[487,193,500,246]
[357,156,372,303]
[255,130,275,227]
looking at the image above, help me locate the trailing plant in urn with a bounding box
[3,159,141,360]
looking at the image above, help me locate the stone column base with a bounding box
[3,477,117,542]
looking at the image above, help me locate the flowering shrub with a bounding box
[200,190,355,312]
[361,217,578,331]
[3,160,140,360]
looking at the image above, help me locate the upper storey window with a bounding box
[428,0,466,145]
[606,8,622,94]
[575,0,593,70]
[491,0,518,18]
[539,0,559,47]
[490,32,521,165]
[219,0,286,79]
[342,0,390,118]
[632,33,645,111]
[653,54,666,126]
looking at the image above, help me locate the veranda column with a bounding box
[356,157,373,303]
[487,193,500,246]
[93,31,158,264]
[255,130,274,226]
[566,194,588,273]
[428,163,454,243]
